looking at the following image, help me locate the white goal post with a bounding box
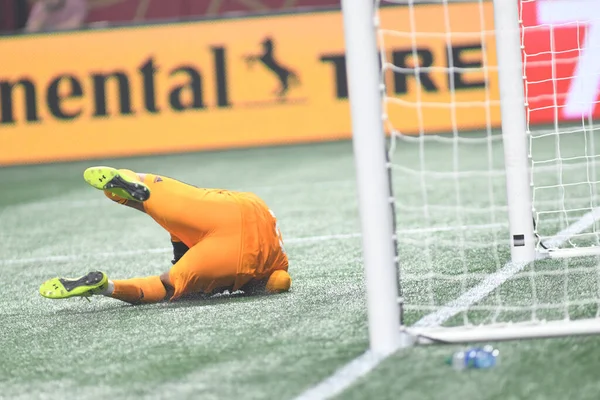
[342,0,600,353]
[341,0,404,354]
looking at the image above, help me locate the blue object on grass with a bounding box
[448,345,500,370]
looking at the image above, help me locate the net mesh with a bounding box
[521,0,600,250]
[375,0,600,328]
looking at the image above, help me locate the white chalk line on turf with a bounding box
[0,233,362,265]
[293,351,387,400]
[0,179,356,213]
[0,222,506,265]
[293,209,600,400]
[414,207,600,328]
[0,248,171,266]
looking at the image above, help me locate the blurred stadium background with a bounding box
[3,1,600,399]
[0,0,339,32]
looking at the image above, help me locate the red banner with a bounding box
[521,0,600,123]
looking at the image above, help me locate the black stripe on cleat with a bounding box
[105,175,150,202]
[60,271,104,292]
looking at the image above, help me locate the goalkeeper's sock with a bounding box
[111,276,167,304]
[98,280,115,296]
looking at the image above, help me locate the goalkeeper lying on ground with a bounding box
[39,167,291,304]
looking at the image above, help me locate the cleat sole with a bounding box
[59,271,105,292]
[83,167,150,202]
[40,271,108,300]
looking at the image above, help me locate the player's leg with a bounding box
[84,166,241,245]
[84,166,150,204]
[138,175,242,245]
[39,271,109,300]
[38,271,170,305]
[167,236,240,300]
[82,236,242,303]
[40,234,240,304]
[39,247,290,304]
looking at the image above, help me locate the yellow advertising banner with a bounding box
[0,3,500,165]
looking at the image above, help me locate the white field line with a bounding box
[1,222,505,237]
[1,213,596,265]
[0,232,364,266]
[3,191,594,215]
[293,209,600,400]
[0,213,591,238]
[0,179,356,214]
[0,248,171,266]
[541,207,600,249]
[286,233,361,243]
[293,351,387,400]
[0,222,504,265]
[3,203,599,398]
[413,208,600,327]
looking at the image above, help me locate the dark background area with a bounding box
[0,0,341,33]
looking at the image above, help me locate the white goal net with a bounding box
[373,0,600,342]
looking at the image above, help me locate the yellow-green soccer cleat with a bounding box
[83,166,150,202]
[39,271,108,300]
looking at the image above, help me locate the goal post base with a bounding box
[539,247,600,259]
[402,319,600,345]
